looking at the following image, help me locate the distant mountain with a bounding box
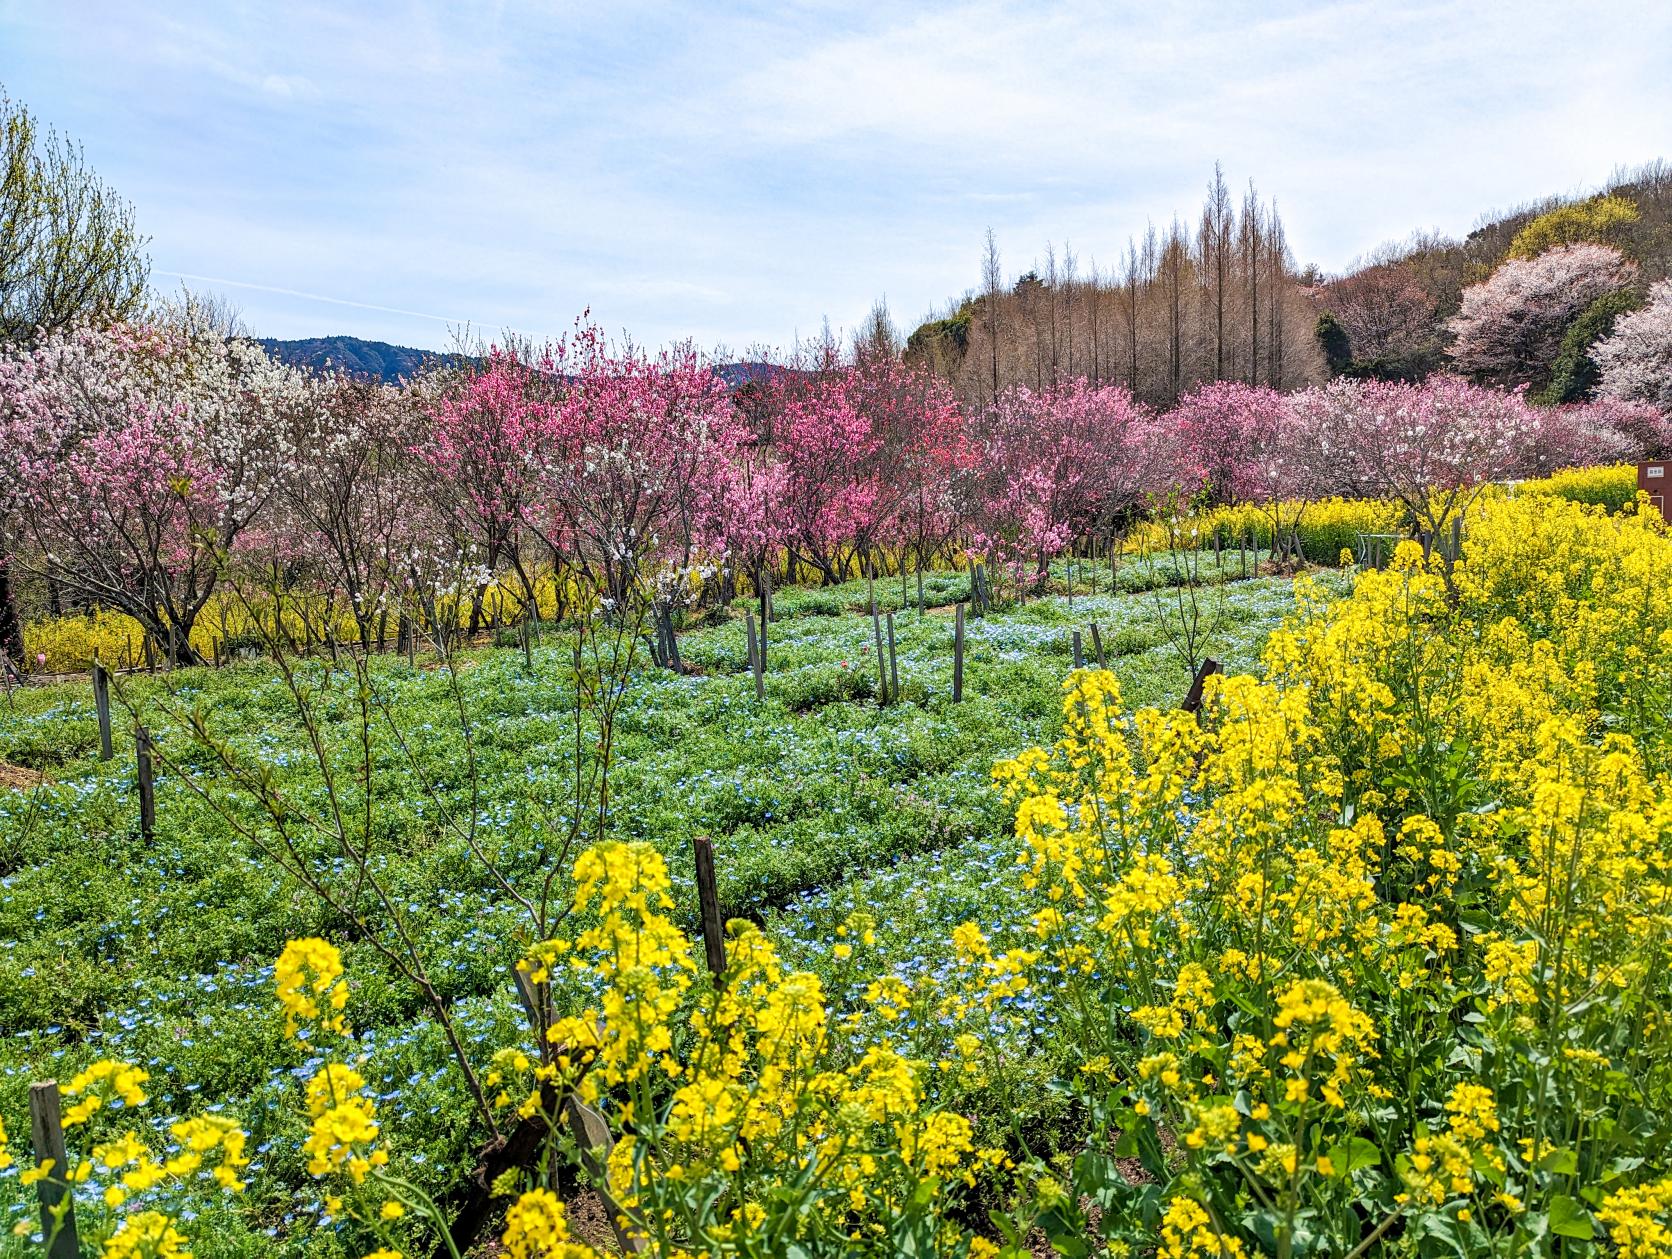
[261,334,788,391]
[259,336,445,384]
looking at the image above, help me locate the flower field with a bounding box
[6,487,1672,1256]
[0,553,1324,1257]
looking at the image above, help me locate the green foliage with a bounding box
[1534,287,1645,404]
[0,560,1339,1256]
[904,300,976,367]
[0,87,149,345]
[1507,193,1640,261]
[1314,311,1352,375]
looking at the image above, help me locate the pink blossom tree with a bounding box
[1595,279,1672,420]
[1447,243,1637,388]
[1172,381,1289,504]
[967,380,1162,589]
[536,324,745,613]
[0,309,301,664]
[775,369,885,586]
[1315,375,1544,542]
[420,347,552,633]
[869,360,967,607]
[1528,398,1651,473]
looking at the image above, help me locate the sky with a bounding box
[3,1,1669,354]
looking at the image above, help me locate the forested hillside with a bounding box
[910,159,1672,411]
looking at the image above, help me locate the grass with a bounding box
[0,558,1345,1257]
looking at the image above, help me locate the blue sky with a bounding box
[4,1,1669,353]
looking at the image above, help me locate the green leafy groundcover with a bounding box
[0,562,1337,1257]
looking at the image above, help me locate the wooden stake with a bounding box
[29,1081,78,1259]
[662,607,682,673]
[1089,621,1106,669]
[1181,658,1223,715]
[886,611,900,703]
[563,1097,646,1252]
[952,602,965,703]
[868,570,888,705]
[1072,629,1084,669]
[135,725,156,843]
[92,659,113,760]
[749,613,765,700]
[692,835,726,979]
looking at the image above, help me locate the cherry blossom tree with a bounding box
[270,373,439,648]
[1528,399,1651,474]
[870,360,967,606]
[1310,375,1544,542]
[420,347,551,633]
[1447,244,1637,388]
[713,444,788,611]
[1172,381,1289,504]
[0,307,302,664]
[536,324,745,613]
[967,380,1162,589]
[1595,279,1672,418]
[775,368,886,586]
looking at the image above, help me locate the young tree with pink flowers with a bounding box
[1172,381,1291,505]
[1308,375,1543,545]
[536,323,745,615]
[775,368,885,587]
[967,380,1162,592]
[0,305,303,664]
[420,347,552,634]
[869,360,967,611]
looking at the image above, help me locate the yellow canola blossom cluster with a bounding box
[515,840,1010,1255]
[986,493,1672,1256]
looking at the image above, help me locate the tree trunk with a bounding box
[0,553,23,666]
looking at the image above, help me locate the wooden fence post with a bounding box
[92,659,113,760]
[135,725,156,843]
[868,571,888,705]
[692,835,726,980]
[662,607,682,673]
[1089,622,1106,669]
[952,602,965,703]
[1071,629,1084,669]
[29,1081,78,1259]
[562,1097,646,1252]
[1181,658,1223,715]
[886,612,900,703]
